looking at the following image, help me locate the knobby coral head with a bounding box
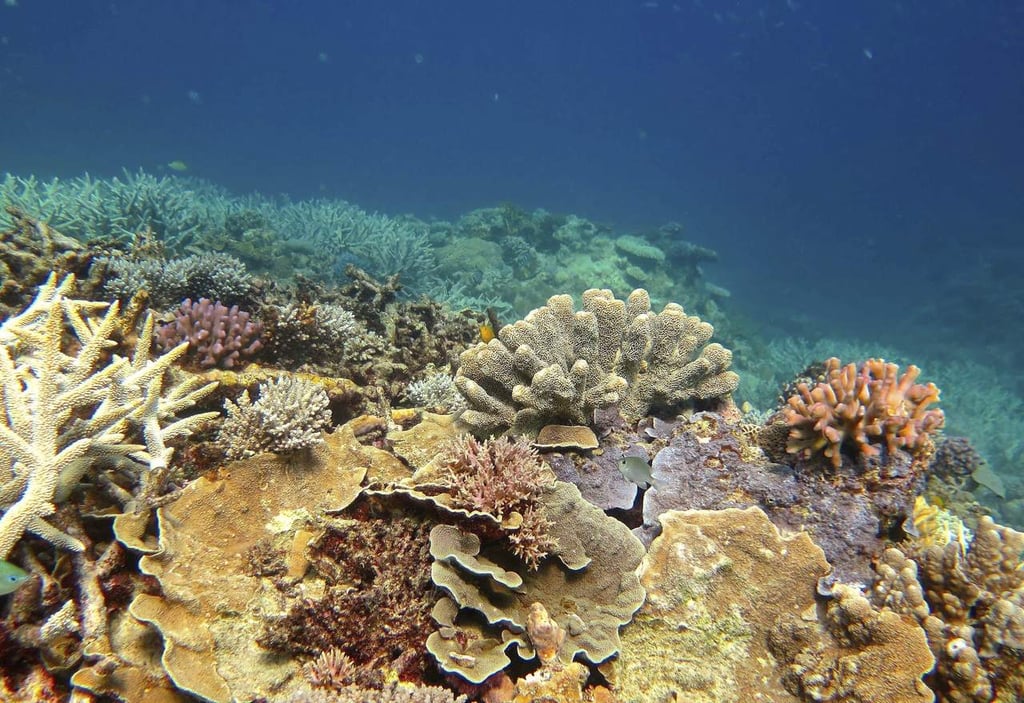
[155,297,263,369]
[784,357,944,468]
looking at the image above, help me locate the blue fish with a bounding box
[0,560,29,595]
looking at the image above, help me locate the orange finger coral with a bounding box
[784,358,944,468]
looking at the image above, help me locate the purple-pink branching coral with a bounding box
[155,298,263,369]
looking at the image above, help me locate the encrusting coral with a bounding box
[616,507,934,703]
[784,357,944,469]
[455,288,738,436]
[872,515,1024,702]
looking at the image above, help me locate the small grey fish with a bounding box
[618,455,654,489]
[0,560,29,595]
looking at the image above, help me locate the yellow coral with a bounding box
[912,496,971,557]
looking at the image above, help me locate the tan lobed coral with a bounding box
[872,515,1024,703]
[784,358,944,469]
[426,481,645,685]
[454,288,738,436]
[615,507,933,703]
[77,426,371,703]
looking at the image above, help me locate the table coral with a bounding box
[454,288,738,436]
[784,358,944,469]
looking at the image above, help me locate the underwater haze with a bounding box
[1,2,1023,501]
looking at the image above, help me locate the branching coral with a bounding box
[784,357,944,468]
[436,435,556,569]
[260,516,438,682]
[99,252,254,310]
[155,297,263,369]
[0,274,218,559]
[454,288,738,436]
[217,376,333,460]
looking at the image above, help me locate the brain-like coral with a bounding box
[784,357,944,469]
[155,297,263,369]
[454,288,738,436]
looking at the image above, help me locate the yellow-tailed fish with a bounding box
[167,160,189,172]
[0,560,28,595]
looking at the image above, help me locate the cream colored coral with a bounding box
[455,288,738,436]
[0,274,218,558]
[872,516,1024,702]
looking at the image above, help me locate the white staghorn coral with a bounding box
[0,274,219,559]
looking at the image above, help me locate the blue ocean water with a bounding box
[1,2,1022,486]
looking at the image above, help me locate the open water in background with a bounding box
[1,1,1022,495]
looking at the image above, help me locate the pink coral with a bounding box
[155,298,263,369]
[784,358,944,468]
[438,435,557,569]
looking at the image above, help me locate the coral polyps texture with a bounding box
[155,297,263,369]
[454,288,738,436]
[784,357,944,468]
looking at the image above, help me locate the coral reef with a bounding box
[872,516,1024,702]
[217,376,332,460]
[784,357,944,469]
[5,168,1003,703]
[616,507,933,703]
[455,288,738,436]
[155,297,264,369]
[1,170,221,249]
[0,274,218,558]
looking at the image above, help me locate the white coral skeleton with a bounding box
[0,273,218,558]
